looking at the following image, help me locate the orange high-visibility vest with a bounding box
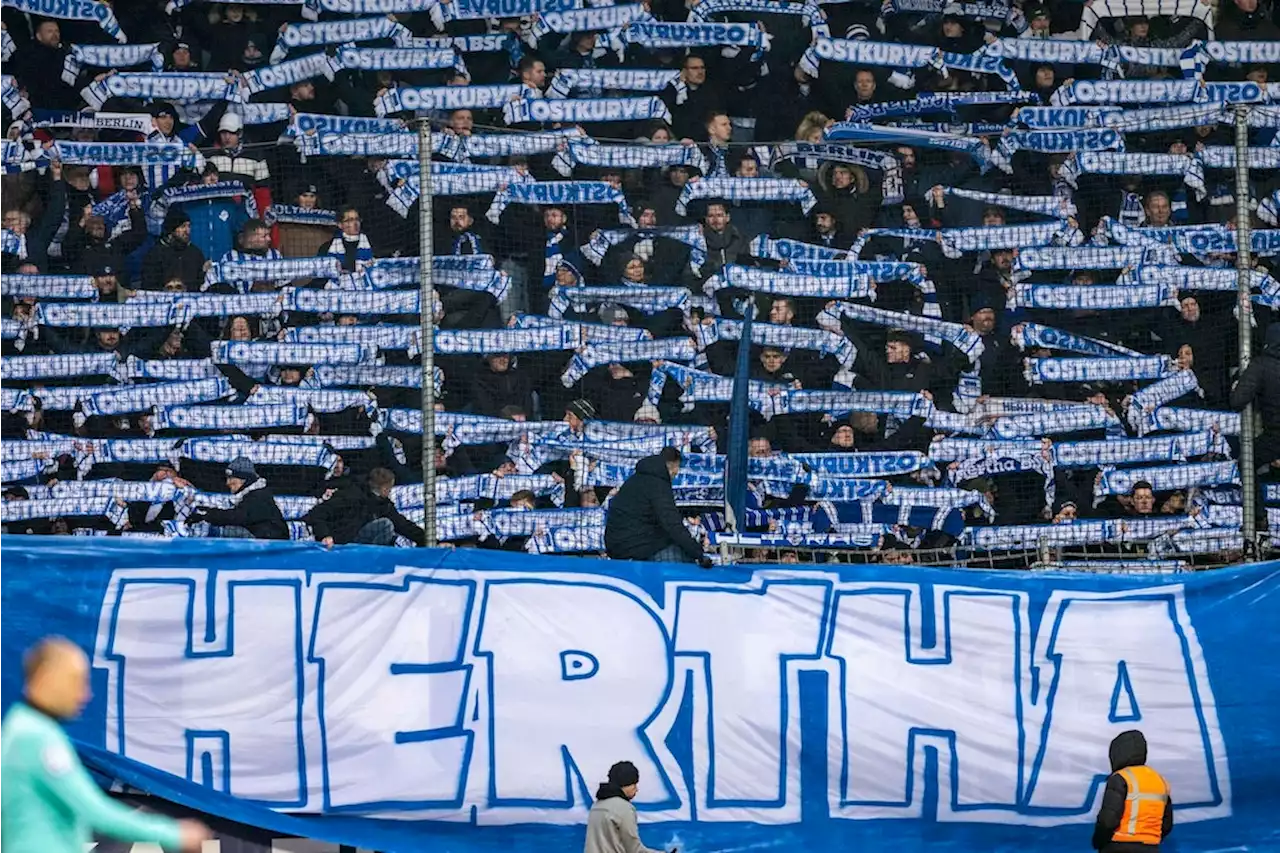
[1112,765,1170,846]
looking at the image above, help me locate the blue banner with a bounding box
[2,537,1279,852]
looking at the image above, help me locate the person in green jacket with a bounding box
[1,637,210,853]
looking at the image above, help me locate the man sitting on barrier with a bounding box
[605,447,713,567]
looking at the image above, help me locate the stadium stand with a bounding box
[2,0,1280,567]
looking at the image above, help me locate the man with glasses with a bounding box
[325,206,373,272]
[663,54,727,140]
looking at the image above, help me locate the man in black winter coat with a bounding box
[142,208,207,291]
[189,457,288,540]
[304,467,426,547]
[605,447,709,564]
[1230,323,1280,470]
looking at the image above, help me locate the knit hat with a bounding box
[606,761,640,788]
[225,456,257,480]
[150,101,178,119]
[162,206,190,235]
[566,399,596,422]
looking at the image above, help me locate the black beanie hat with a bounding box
[607,761,639,788]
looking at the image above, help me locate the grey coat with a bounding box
[583,795,663,853]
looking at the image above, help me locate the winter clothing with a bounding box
[303,484,426,546]
[584,761,662,853]
[196,476,288,540]
[604,454,703,562]
[1230,324,1280,466]
[1091,730,1173,852]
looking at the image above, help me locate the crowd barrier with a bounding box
[2,536,1278,851]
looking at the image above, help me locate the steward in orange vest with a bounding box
[1092,730,1174,852]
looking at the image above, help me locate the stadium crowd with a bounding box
[2,0,1280,564]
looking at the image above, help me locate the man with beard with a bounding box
[141,208,207,291]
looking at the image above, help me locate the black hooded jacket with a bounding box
[1229,326,1280,430]
[604,454,703,561]
[1092,730,1174,851]
[198,478,289,540]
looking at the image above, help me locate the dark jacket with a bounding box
[1092,730,1174,852]
[303,483,426,546]
[604,454,703,561]
[141,233,207,291]
[200,479,289,540]
[1229,332,1280,429]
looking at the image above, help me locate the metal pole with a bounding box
[418,119,437,547]
[1234,105,1256,555]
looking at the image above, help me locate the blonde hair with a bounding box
[794,111,831,143]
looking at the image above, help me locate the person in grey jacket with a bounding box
[583,761,669,853]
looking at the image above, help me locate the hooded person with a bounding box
[141,207,207,291]
[583,761,666,853]
[604,447,709,564]
[1230,322,1280,470]
[1091,730,1173,852]
[187,457,289,540]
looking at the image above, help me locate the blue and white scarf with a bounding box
[988,407,1122,438]
[881,0,1026,30]
[502,96,671,126]
[131,292,283,320]
[289,113,406,137]
[1052,80,1264,106]
[1059,153,1201,198]
[435,326,577,355]
[1149,407,1240,436]
[826,123,994,171]
[581,225,707,272]
[2,353,123,381]
[435,0,575,23]
[1009,282,1180,311]
[0,231,26,259]
[785,260,934,297]
[845,91,1034,121]
[853,220,1080,260]
[314,364,428,390]
[247,386,377,416]
[1013,106,1126,129]
[62,43,162,86]
[548,285,690,319]
[270,17,412,63]
[526,4,649,42]
[759,388,933,421]
[1,274,96,300]
[1127,369,1202,433]
[288,326,419,355]
[1013,245,1178,274]
[213,341,378,368]
[1120,265,1280,308]
[35,301,190,332]
[948,447,1054,510]
[1099,218,1280,258]
[552,141,707,177]
[48,141,200,170]
[486,181,633,225]
[1013,323,1142,358]
[1,74,29,117]
[800,37,942,78]
[818,301,982,360]
[619,21,771,61]
[1096,462,1239,499]
[562,338,699,385]
[995,129,1124,169]
[203,256,335,292]
[153,403,312,433]
[81,72,242,110]
[1024,356,1172,385]
[696,318,857,367]
[941,186,1076,219]
[2,0,124,42]
[29,110,154,136]
[1054,431,1228,469]
[297,132,418,159]
[750,235,846,262]
[324,234,375,270]
[770,142,903,203]
[547,68,680,100]
[264,205,337,228]
[1,26,13,62]
[123,358,218,382]
[710,264,874,301]
[82,378,233,417]
[375,84,522,116]
[675,178,816,217]
[689,0,826,32]
[243,53,340,96]
[458,128,583,161]
[337,46,462,74]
